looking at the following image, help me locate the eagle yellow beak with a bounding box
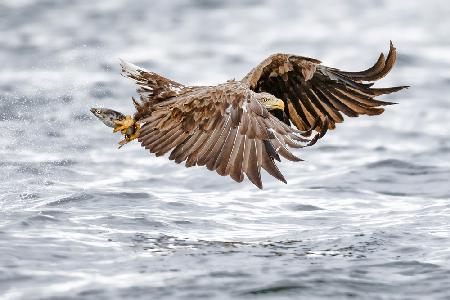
[264,98,285,111]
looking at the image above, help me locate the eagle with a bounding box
[91,42,407,188]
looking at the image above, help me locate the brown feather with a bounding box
[304,88,343,125]
[289,77,315,113]
[260,141,287,183]
[185,133,211,167]
[196,118,226,166]
[341,53,385,78]
[337,86,396,106]
[241,138,252,178]
[245,140,262,189]
[246,116,257,139]
[328,89,384,115]
[154,130,188,157]
[169,131,201,162]
[205,117,233,170]
[271,136,303,162]
[240,111,250,135]
[313,86,359,117]
[215,127,238,175]
[229,135,246,182]
[230,107,242,127]
[147,124,181,153]
[224,131,244,176]
[368,41,397,81]
[370,86,409,96]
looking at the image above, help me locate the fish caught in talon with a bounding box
[90,108,140,148]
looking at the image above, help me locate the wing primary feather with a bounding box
[289,76,321,121]
[271,134,303,162]
[215,127,238,175]
[286,100,309,131]
[185,116,227,166]
[148,125,182,154]
[334,87,396,107]
[286,88,315,127]
[262,117,289,136]
[141,120,179,147]
[312,85,359,117]
[196,118,227,166]
[339,41,397,82]
[156,132,189,157]
[140,130,164,149]
[260,141,287,183]
[241,138,252,180]
[230,107,242,127]
[304,88,343,125]
[204,117,233,170]
[370,86,409,96]
[245,140,263,189]
[366,41,397,81]
[246,116,257,139]
[240,111,250,135]
[340,53,385,78]
[318,69,374,93]
[254,117,272,139]
[184,133,211,167]
[138,124,157,137]
[225,129,244,176]
[263,140,281,162]
[170,131,202,163]
[298,85,333,123]
[169,134,195,161]
[327,88,385,115]
[153,129,187,156]
[230,135,246,182]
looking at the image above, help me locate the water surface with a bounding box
[1,1,450,299]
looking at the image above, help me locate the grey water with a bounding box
[1,0,450,299]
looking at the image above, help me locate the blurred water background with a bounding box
[1,0,450,299]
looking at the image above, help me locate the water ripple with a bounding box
[1,0,450,299]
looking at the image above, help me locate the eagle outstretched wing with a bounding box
[242,41,408,133]
[136,85,327,188]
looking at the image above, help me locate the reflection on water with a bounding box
[1,0,450,299]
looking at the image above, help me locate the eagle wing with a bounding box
[136,85,327,188]
[120,59,185,102]
[242,41,408,133]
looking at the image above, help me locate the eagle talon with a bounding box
[114,115,135,132]
[112,115,141,148]
[117,132,140,149]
